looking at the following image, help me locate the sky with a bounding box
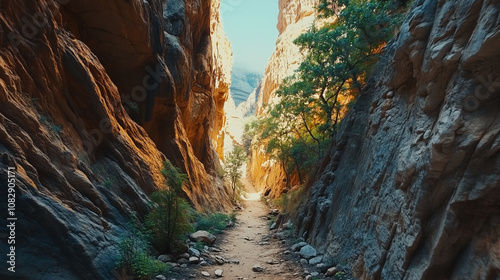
[220,0,279,74]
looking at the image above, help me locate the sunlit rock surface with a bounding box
[0,0,232,279]
[250,0,318,196]
[297,0,500,279]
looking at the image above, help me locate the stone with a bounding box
[300,259,308,264]
[270,222,277,230]
[200,261,208,266]
[305,275,313,280]
[190,231,217,245]
[252,264,264,272]
[311,272,319,277]
[155,275,167,280]
[178,258,188,264]
[157,255,172,262]
[188,247,201,257]
[189,256,200,264]
[291,242,308,251]
[178,253,190,259]
[309,255,323,265]
[316,263,328,273]
[299,245,317,259]
[214,269,223,277]
[201,271,210,277]
[325,267,338,277]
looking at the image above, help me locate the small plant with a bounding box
[335,271,347,280]
[146,161,193,253]
[116,217,170,279]
[194,241,205,251]
[194,212,235,234]
[104,177,116,189]
[224,145,247,200]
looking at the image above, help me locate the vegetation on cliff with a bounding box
[250,0,405,190]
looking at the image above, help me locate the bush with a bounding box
[146,161,193,253]
[194,212,236,234]
[116,217,170,279]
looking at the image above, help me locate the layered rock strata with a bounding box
[0,0,232,279]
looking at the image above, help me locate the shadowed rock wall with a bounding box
[297,0,500,279]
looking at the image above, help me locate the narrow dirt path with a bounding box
[195,179,302,279]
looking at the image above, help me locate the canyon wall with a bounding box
[250,0,318,196]
[0,0,231,279]
[297,0,500,279]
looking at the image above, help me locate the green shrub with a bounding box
[131,251,170,280]
[194,212,235,234]
[116,217,170,279]
[146,161,193,253]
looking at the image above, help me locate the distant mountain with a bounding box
[230,67,262,106]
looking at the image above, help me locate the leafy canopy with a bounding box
[252,0,404,185]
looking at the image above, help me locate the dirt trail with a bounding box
[196,179,302,279]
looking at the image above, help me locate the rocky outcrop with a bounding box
[230,67,262,106]
[0,0,231,279]
[250,0,318,195]
[211,0,233,161]
[59,0,233,210]
[297,0,500,279]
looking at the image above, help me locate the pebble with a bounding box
[291,242,308,251]
[155,275,167,280]
[189,256,200,264]
[325,267,339,276]
[201,271,210,277]
[178,253,190,259]
[178,258,188,264]
[188,247,201,257]
[305,275,313,280]
[215,269,223,277]
[300,259,308,264]
[252,264,264,272]
[299,245,317,259]
[200,261,208,266]
[309,255,323,265]
[157,255,172,262]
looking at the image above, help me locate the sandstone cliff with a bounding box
[297,0,500,279]
[250,0,318,196]
[0,0,231,279]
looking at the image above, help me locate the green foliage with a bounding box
[194,212,236,234]
[145,161,193,253]
[116,217,170,279]
[253,0,405,186]
[224,145,247,199]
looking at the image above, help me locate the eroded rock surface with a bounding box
[0,0,232,279]
[250,0,318,197]
[297,0,500,279]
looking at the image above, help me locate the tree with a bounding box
[145,161,193,253]
[224,145,247,199]
[253,0,405,185]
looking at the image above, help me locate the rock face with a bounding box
[0,0,231,279]
[230,67,262,106]
[297,0,500,279]
[249,0,318,196]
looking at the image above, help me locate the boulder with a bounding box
[291,241,307,251]
[299,245,317,259]
[188,247,201,257]
[190,230,217,245]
